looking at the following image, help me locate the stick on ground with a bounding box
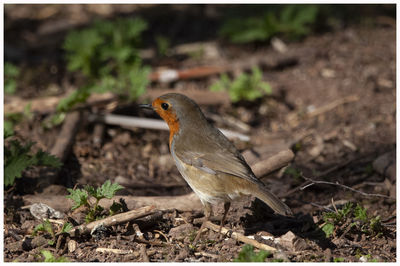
[50,111,81,162]
[251,149,294,178]
[69,205,155,237]
[300,174,394,200]
[89,114,250,142]
[204,221,277,252]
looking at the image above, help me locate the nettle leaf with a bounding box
[109,201,123,216]
[61,222,74,234]
[354,204,368,222]
[56,87,91,113]
[66,188,88,210]
[33,220,53,236]
[4,140,61,187]
[234,244,270,262]
[35,150,62,168]
[259,82,272,94]
[98,180,124,199]
[322,223,335,237]
[128,63,151,101]
[4,121,14,138]
[85,185,97,198]
[4,154,33,186]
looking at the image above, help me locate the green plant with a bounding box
[155,35,171,56]
[321,203,384,238]
[210,66,272,102]
[33,220,55,240]
[4,62,20,94]
[66,180,124,223]
[333,257,345,262]
[63,17,150,101]
[5,103,34,134]
[51,17,151,128]
[4,139,62,187]
[4,121,14,138]
[321,202,353,237]
[33,220,73,245]
[220,5,319,44]
[40,250,69,262]
[234,244,271,262]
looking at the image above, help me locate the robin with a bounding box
[141,93,292,242]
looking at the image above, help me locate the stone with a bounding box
[168,223,194,241]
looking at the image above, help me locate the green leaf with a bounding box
[333,257,345,262]
[322,223,334,237]
[210,67,271,103]
[4,62,20,94]
[61,222,74,234]
[97,180,124,199]
[42,112,66,129]
[40,250,69,262]
[4,148,34,187]
[219,5,318,44]
[85,185,97,198]
[35,150,62,168]
[109,201,123,216]
[66,188,88,210]
[259,82,272,94]
[56,87,91,113]
[155,35,170,56]
[234,244,270,262]
[4,139,62,186]
[4,121,14,138]
[354,204,368,222]
[33,220,54,236]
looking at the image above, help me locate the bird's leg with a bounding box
[193,202,212,244]
[218,202,231,240]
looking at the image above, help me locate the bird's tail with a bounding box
[252,184,293,216]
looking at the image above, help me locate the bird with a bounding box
[140,93,292,243]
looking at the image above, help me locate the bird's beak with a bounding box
[139,104,153,110]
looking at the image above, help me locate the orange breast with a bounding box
[152,98,180,147]
[167,118,180,147]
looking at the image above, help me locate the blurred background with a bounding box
[4,4,396,263]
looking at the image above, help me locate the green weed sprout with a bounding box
[49,17,151,128]
[40,250,69,262]
[321,202,384,238]
[5,62,20,94]
[234,244,271,262]
[220,5,319,44]
[210,66,272,103]
[4,140,62,187]
[66,180,124,223]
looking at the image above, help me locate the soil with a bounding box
[4,4,396,262]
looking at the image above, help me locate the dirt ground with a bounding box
[3,4,396,262]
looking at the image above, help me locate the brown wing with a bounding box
[173,124,264,186]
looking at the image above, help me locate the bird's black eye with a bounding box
[161,103,169,110]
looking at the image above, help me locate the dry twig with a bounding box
[69,205,156,237]
[50,111,81,162]
[300,174,394,200]
[251,149,294,178]
[194,251,220,259]
[96,247,135,255]
[42,111,81,187]
[89,113,250,142]
[204,221,277,252]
